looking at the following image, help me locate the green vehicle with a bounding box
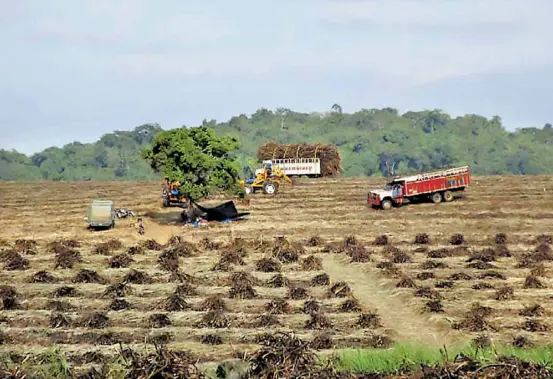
[86,200,116,230]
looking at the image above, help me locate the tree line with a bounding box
[2,107,552,184]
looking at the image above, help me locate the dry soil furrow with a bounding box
[321,254,467,348]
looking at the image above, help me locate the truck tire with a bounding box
[381,199,392,210]
[162,196,170,207]
[443,191,453,202]
[244,185,253,195]
[431,192,442,204]
[263,181,278,195]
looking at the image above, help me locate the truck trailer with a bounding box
[255,158,321,178]
[367,166,470,210]
[257,142,341,177]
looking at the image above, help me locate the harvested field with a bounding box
[2,175,553,376]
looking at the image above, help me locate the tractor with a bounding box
[161,178,190,208]
[240,161,292,195]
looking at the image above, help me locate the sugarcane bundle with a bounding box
[257,142,342,176]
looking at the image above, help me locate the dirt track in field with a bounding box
[321,254,458,347]
[1,175,553,373]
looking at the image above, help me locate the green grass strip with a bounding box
[335,343,553,373]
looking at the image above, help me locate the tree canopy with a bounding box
[1,106,552,182]
[141,126,242,199]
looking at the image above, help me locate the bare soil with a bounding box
[1,175,553,372]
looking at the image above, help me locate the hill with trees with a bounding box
[0,124,162,181]
[1,106,552,181]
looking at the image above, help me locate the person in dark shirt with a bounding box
[137,217,145,234]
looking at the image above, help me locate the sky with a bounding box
[1,0,552,155]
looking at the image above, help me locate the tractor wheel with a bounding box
[431,192,442,204]
[443,191,453,202]
[244,185,253,195]
[381,199,392,210]
[263,181,278,195]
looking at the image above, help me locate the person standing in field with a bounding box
[137,217,145,234]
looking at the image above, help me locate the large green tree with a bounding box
[141,126,242,199]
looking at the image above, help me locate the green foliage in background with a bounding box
[1,107,553,183]
[0,124,162,181]
[141,126,242,199]
[209,108,553,177]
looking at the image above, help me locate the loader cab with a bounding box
[262,160,273,176]
[254,160,274,177]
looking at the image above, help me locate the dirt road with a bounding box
[321,254,465,348]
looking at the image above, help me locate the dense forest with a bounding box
[1,106,552,181]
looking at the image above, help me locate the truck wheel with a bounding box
[263,181,278,195]
[244,185,253,195]
[443,191,453,202]
[381,199,392,210]
[162,197,170,207]
[431,192,442,204]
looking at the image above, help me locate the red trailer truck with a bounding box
[367,166,470,210]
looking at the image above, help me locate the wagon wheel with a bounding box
[431,192,442,204]
[263,181,279,195]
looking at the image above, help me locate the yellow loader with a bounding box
[240,161,292,195]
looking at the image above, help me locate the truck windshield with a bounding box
[384,183,393,190]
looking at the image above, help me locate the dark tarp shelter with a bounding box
[181,200,250,223]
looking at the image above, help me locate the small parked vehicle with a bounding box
[85,200,116,230]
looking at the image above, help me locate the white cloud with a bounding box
[104,0,553,87]
[8,0,553,88]
[21,0,235,47]
[314,0,553,85]
[108,34,552,89]
[318,0,550,27]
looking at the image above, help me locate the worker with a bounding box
[169,181,179,197]
[137,217,145,234]
[392,184,402,197]
[182,192,191,208]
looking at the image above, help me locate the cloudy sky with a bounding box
[1,0,552,154]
